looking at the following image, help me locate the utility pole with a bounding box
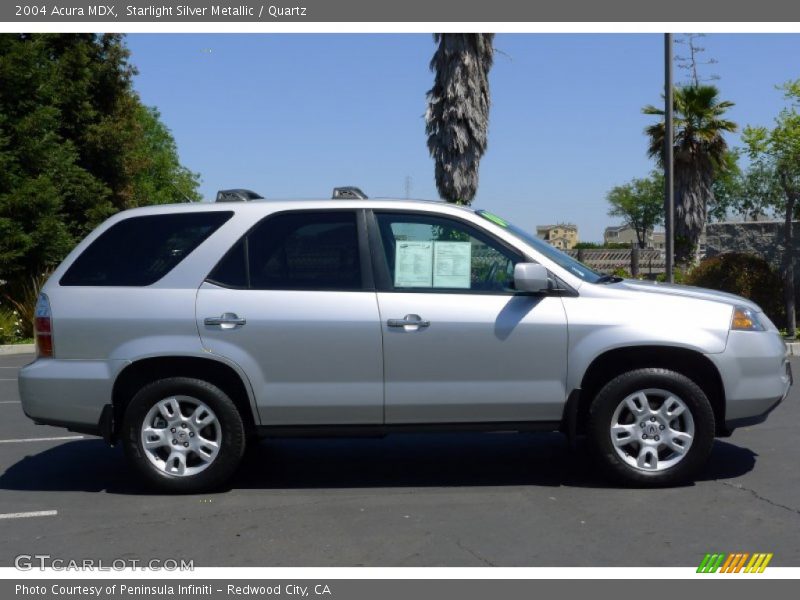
[664,33,675,283]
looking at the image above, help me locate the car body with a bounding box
[19,199,792,490]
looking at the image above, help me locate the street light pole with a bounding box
[664,33,675,283]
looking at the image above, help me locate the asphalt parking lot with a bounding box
[0,352,798,567]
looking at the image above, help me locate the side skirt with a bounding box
[256,421,563,439]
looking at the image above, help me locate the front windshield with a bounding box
[476,210,604,283]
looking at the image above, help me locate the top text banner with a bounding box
[4,0,800,23]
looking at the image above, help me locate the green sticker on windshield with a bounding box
[478,211,509,228]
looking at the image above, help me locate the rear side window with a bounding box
[60,212,233,286]
[208,211,363,291]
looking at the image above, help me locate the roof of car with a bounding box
[116,198,478,218]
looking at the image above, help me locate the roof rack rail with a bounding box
[215,189,264,202]
[332,186,368,200]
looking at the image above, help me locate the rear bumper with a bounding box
[707,331,792,430]
[18,358,128,436]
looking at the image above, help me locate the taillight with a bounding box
[34,293,53,358]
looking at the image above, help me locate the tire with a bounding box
[587,368,715,487]
[122,377,246,493]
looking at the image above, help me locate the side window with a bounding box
[375,213,521,293]
[208,211,363,291]
[61,211,233,287]
[207,238,247,288]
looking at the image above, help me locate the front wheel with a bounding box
[587,368,715,487]
[122,377,246,493]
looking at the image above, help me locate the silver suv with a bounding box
[19,199,792,492]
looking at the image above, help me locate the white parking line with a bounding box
[0,378,17,381]
[0,510,57,520]
[0,436,84,444]
[0,401,20,404]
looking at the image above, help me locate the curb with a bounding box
[787,342,800,356]
[0,344,35,356]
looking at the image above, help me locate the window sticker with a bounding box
[433,241,471,289]
[394,241,433,287]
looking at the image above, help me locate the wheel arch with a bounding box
[575,345,726,436]
[111,356,258,443]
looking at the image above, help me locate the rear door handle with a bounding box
[204,312,246,329]
[387,314,430,329]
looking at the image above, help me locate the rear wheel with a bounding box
[122,377,246,493]
[588,368,715,486]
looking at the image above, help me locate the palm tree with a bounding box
[425,34,494,205]
[643,85,737,266]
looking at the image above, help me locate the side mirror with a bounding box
[514,263,550,293]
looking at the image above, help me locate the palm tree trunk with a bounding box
[674,157,714,271]
[425,34,494,205]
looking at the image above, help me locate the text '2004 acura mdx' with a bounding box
[19,198,791,492]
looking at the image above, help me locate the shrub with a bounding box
[656,269,686,284]
[611,267,632,278]
[685,253,785,328]
[2,272,49,338]
[0,307,24,345]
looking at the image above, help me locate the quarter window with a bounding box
[60,212,233,287]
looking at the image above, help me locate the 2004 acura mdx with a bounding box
[19,198,792,492]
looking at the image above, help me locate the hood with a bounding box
[613,279,762,312]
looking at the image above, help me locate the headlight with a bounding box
[731,306,765,331]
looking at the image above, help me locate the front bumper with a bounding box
[707,330,792,430]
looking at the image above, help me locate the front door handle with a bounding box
[204,312,246,329]
[387,314,430,330]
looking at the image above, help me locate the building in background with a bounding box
[604,224,668,250]
[536,223,579,249]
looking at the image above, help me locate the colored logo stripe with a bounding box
[698,553,773,573]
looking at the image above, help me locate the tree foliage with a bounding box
[708,151,782,223]
[426,34,494,205]
[741,79,800,337]
[0,33,201,295]
[643,85,737,266]
[606,172,665,248]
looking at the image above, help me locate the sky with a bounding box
[126,33,800,242]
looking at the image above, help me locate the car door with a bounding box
[370,210,569,424]
[196,209,384,426]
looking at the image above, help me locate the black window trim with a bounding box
[366,208,537,297]
[205,208,375,292]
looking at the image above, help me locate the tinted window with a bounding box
[207,239,248,288]
[375,213,521,292]
[60,212,232,287]
[241,212,362,291]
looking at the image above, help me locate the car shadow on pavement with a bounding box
[0,433,757,495]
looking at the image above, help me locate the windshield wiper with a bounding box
[595,274,624,284]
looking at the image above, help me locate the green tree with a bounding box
[709,154,781,223]
[643,85,737,267]
[426,34,494,205]
[707,150,742,222]
[606,172,665,248]
[742,80,800,338]
[0,33,201,302]
[128,104,202,206]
